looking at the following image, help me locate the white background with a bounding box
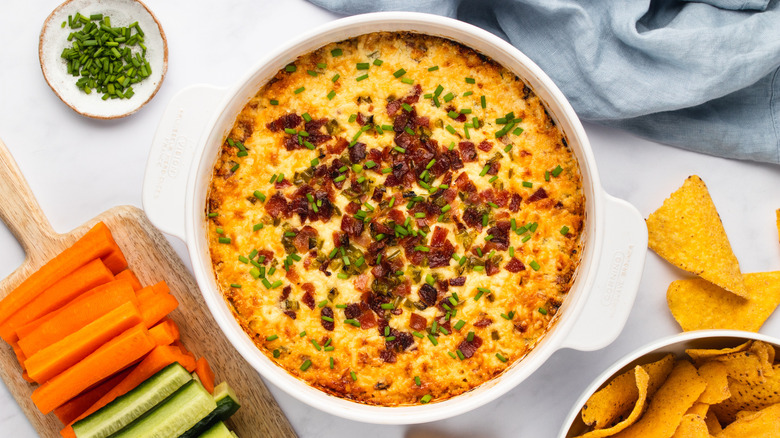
[1,1,779,437]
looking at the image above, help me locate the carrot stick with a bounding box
[135,285,156,303]
[25,302,142,384]
[151,281,170,295]
[11,340,26,369]
[18,280,137,358]
[139,292,178,328]
[148,318,180,346]
[65,345,197,429]
[22,370,34,383]
[53,368,132,425]
[114,269,142,292]
[101,249,128,275]
[0,259,115,343]
[195,357,215,393]
[31,324,155,414]
[0,222,121,326]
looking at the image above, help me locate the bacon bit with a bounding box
[301,283,315,295]
[380,349,397,363]
[457,335,483,358]
[431,227,449,246]
[403,84,423,104]
[477,140,493,152]
[458,141,477,162]
[283,310,297,320]
[505,258,525,273]
[454,172,477,196]
[340,215,364,237]
[526,187,549,203]
[515,321,529,333]
[371,186,386,203]
[473,318,493,328]
[487,160,500,175]
[332,231,350,248]
[301,289,315,310]
[264,192,289,219]
[494,190,510,208]
[485,259,500,276]
[508,193,522,212]
[413,115,430,129]
[356,112,368,126]
[327,137,349,155]
[461,206,483,230]
[357,308,377,329]
[274,178,292,189]
[349,141,367,163]
[392,279,411,296]
[353,274,370,293]
[292,225,318,253]
[436,280,449,293]
[388,209,405,224]
[409,313,427,331]
[345,202,360,215]
[484,221,510,251]
[386,100,402,117]
[266,113,301,132]
[321,307,335,331]
[304,118,328,133]
[280,285,292,302]
[258,249,274,264]
[286,266,299,282]
[449,276,466,286]
[418,284,438,308]
[393,109,412,133]
[428,239,454,268]
[443,148,464,171]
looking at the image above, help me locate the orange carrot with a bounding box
[195,357,215,393]
[53,368,131,425]
[148,318,180,346]
[114,269,142,292]
[18,280,136,358]
[151,281,170,295]
[135,285,156,303]
[31,324,155,414]
[0,259,115,343]
[11,340,26,369]
[65,345,197,428]
[25,302,142,384]
[22,370,34,383]
[139,292,178,328]
[0,222,121,326]
[101,248,128,275]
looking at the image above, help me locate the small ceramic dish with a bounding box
[39,0,167,119]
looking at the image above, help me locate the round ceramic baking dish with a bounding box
[142,12,647,424]
[558,330,780,437]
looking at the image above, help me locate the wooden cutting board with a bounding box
[0,139,297,438]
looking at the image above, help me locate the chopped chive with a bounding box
[373,58,383,66]
[253,223,264,231]
[230,163,239,172]
[331,48,343,57]
[356,62,370,70]
[299,331,307,337]
[350,371,357,381]
[394,146,406,153]
[307,70,318,76]
[454,320,466,331]
[530,260,541,271]
[443,92,455,102]
[393,68,406,78]
[552,165,563,177]
[509,246,515,257]
[266,334,278,341]
[479,165,490,177]
[427,334,438,346]
[402,103,413,112]
[269,99,279,105]
[382,167,392,174]
[401,77,414,84]
[456,350,465,360]
[316,62,327,69]
[337,272,349,279]
[472,265,485,272]
[327,90,336,100]
[230,283,241,288]
[218,237,231,244]
[238,255,249,264]
[480,95,486,108]
[331,73,340,82]
[300,359,312,371]
[421,394,432,404]
[513,127,524,136]
[539,307,548,315]
[348,114,357,123]
[523,181,533,188]
[465,77,475,84]
[445,125,457,135]
[560,226,570,235]
[428,65,439,71]
[285,64,296,72]
[496,353,508,363]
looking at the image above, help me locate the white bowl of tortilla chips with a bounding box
[559,330,780,438]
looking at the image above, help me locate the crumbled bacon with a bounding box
[371,186,386,203]
[380,349,396,363]
[505,258,525,272]
[449,276,466,286]
[349,141,367,163]
[292,226,318,253]
[386,100,402,117]
[280,285,291,301]
[402,84,422,104]
[418,284,438,308]
[478,140,493,152]
[321,307,334,331]
[392,279,411,296]
[443,148,463,170]
[409,313,427,331]
[345,202,360,215]
[301,289,315,310]
[508,193,522,212]
[340,215,364,238]
[266,113,301,132]
[327,137,349,155]
[484,221,510,251]
[526,187,549,203]
[283,310,297,320]
[485,259,500,276]
[462,206,483,230]
[473,318,493,328]
[264,192,289,219]
[457,335,483,358]
[458,141,477,162]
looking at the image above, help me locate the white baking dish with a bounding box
[142,12,647,424]
[558,330,780,437]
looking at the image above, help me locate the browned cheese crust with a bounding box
[207,32,585,406]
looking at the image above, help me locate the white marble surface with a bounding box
[1,1,778,436]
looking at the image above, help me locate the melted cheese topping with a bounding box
[207,32,584,406]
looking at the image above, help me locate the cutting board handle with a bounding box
[0,139,57,253]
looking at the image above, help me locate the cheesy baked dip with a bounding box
[207,32,584,406]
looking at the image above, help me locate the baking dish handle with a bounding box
[142,85,226,241]
[561,194,647,352]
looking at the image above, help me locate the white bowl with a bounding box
[39,0,167,119]
[142,12,648,424]
[558,330,780,437]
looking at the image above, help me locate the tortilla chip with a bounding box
[581,354,674,429]
[711,364,780,423]
[668,272,780,332]
[574,367,650,438]
[749,340,776,375]
[685,402,709,418]
[670,414,710,438]
[704,412,722,435]
[718,403,780,437]
[646,175,747,298]
[686,341,752,362]
[611,360,706,438]
[695,361,730,404]
[713,350,773,385]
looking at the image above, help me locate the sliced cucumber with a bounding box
[198,421,232,438]
[73,362,192,438]
[109,379,216,438]
[179,382,241,438]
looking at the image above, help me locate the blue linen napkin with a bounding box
[308,0,780,164]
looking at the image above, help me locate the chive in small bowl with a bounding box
[39,0,168,119]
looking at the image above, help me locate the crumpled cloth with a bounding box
[308,0,780,163]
